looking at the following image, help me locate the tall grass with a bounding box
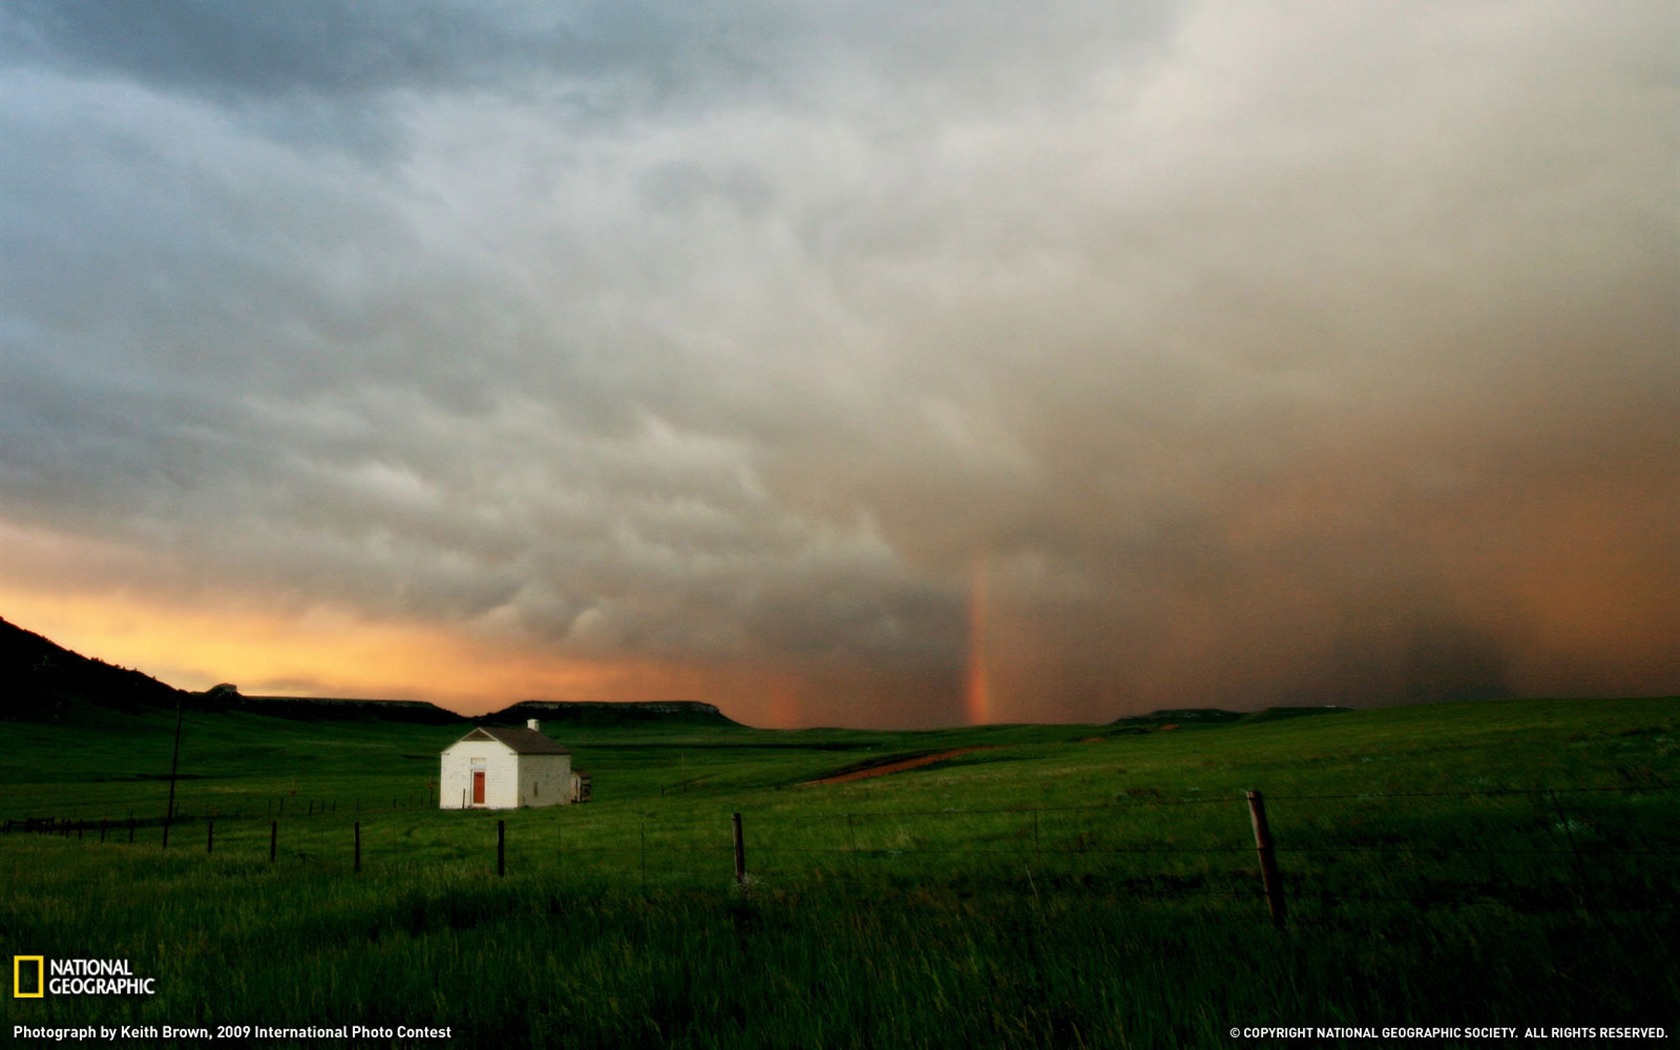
[4,834,1674,1048]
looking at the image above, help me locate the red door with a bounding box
[471,771,486,805]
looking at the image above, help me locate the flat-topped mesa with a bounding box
[1108,706,1354,731]
[225,695,464,724]
[483,699,742,727]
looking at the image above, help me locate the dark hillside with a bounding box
[0,617,463,725]
[0,615,191,721]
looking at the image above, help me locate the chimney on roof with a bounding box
[527,718,540,732]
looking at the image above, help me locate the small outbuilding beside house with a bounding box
[439,719,590,809]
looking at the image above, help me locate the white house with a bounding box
[439,720,587,810]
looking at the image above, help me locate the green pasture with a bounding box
[2,698,1676,1047]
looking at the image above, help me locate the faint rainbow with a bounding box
[964,552,991,725]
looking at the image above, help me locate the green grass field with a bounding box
[3,699,1676,1047]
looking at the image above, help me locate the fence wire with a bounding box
[7,781,1676,924]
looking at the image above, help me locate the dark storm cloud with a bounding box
[0,1,1674,723]
[0,0,726,102]
[1,1,1179,148]
[1,0,769,158]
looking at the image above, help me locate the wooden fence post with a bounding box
[1246,790,1286,928]
[733,812,746,884]
[270,821,278,863]
[497,820,506,877]
[354,822,362,873]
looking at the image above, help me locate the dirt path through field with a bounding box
[806,747,997,785]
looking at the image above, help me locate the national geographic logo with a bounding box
[12,957,156,997]
[13,957,43,998]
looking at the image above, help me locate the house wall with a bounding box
[517,753,573,809]
[439,740,574,809]
[439,740,518,809]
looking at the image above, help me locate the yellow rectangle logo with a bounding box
[13,955,44,998]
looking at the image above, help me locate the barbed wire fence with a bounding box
[6,782,1676,924]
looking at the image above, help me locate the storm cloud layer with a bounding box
[2,2,1675,725]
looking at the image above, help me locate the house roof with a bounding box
[451,726,572,755]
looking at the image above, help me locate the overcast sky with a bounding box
[1,1,1675,726]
